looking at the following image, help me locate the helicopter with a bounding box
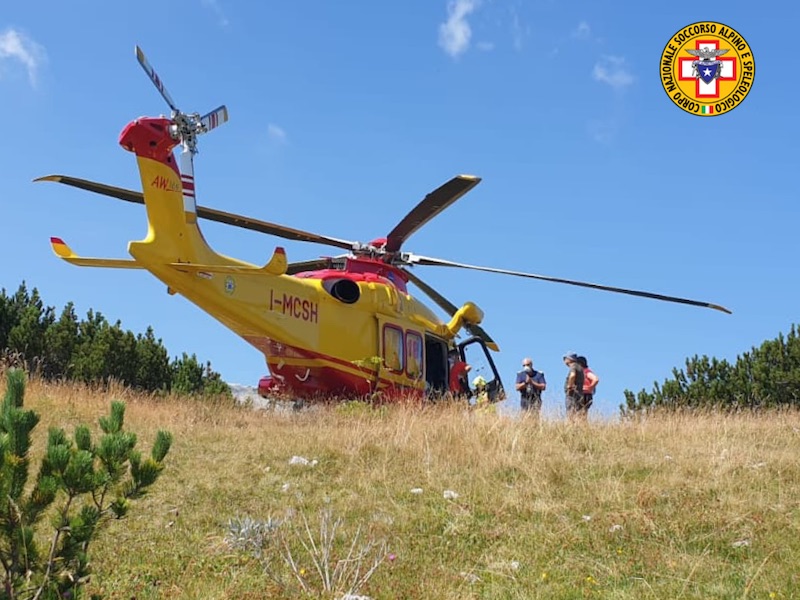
[36,46,731,403]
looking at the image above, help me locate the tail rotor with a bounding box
[134,45,229,218]
[134,45,229,151]
[199,105,229,135]
[135,46,179,113]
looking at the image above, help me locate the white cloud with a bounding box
[201,0,230,28]
[0,28,46,87]
[572,21,591,39]
[438,0,481,59]
[267,123,286,143]
[592,55,634,90]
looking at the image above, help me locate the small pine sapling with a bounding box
[0,368,173,599]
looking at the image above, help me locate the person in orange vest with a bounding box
[576,355,599,419]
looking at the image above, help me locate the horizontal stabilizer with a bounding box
[50,237,143,269]
[169,247,288,276]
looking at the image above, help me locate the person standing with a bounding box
[563,353,585,420]
[577,356,599,416]
[448,350,471,398]
[514,357,546,414]
[472,375,494,412]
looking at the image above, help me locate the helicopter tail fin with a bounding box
[119,117,224,266]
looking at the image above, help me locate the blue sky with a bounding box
[1,1,797,418]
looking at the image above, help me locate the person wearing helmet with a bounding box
[472,375,490,407]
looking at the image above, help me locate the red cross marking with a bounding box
[678,39,737,99]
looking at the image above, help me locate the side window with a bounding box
[406,331,423,379]
[383,325,404,373]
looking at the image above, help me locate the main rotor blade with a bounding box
[35,175,143,203]
[34,175,357,251]
[408,255,732,314]
[135,45,179,113]
[402,268,499,351]
[201,206,355,250]
[385,175,481,253]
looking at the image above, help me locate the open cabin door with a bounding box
[423,334,449,396]
[458,336,505,403]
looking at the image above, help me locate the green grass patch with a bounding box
[5,377,800,599]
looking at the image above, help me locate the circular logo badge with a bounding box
[224,275,235,295]
[660,22,755,116]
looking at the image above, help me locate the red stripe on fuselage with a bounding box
[293,258,409,294]
[243,336,424,400]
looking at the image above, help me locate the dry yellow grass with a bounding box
[4,375,800,599]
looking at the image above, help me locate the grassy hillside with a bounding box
[5,376,799,599]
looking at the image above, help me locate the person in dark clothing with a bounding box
[563,352,585,420]
[514,357,546,415]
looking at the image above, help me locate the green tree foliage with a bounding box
[0,283,230,397]
[0,368,173,599]
[71,309,113,384]
[42,302,79,380]
[622,324,800,416]
[171,353,232,399]
[135,327,171,392]
[0,283,30,351]
[171,352,205,395]
[6,286,54,370]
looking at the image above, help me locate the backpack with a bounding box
[582,367,597,394]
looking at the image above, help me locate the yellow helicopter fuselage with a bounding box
[49,116,493,400]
